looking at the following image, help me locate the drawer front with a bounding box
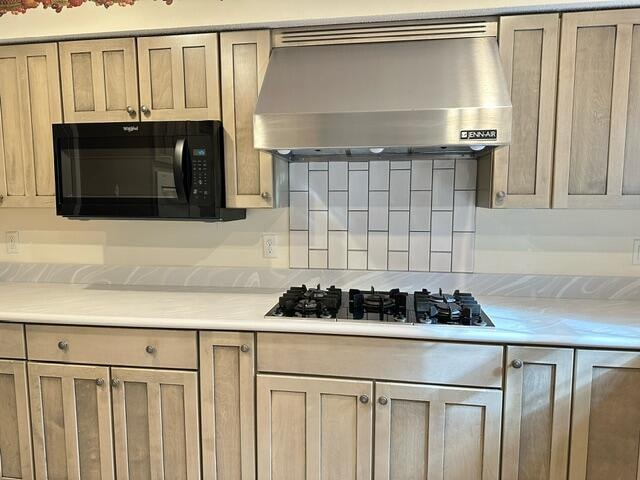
[26,325,197,369]
[257,333,504,388]
[0,322,26,359]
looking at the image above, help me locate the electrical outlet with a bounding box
[634,239,640,265]
[263,234,278,259]
[6,231,19,255]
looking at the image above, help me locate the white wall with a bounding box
[1,0,637,43]
[0,208,289,268]
[1,207,639,276]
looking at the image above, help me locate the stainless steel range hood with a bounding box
[254,34,512,156]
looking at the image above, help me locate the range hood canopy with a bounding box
[254,28,512,156]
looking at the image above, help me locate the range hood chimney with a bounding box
[254,21,512,156]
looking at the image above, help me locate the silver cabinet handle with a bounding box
[261,191,271,200]
[96,378,105,387]
[140,105,151,116]
[126,105,137,117]
[512,359,523,369]
[495,190,506,205]
[359,395,369,404]
[145,345,156,355]
[0,194,4,205]
[240,344,250,353]
[378,396,389,406]
[57,340,68,351]
[111,378,120,388]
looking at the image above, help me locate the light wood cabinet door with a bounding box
[554,9,640,208]
[374,382,502,480]
[0,360,32,480]
[491,14,559,208]
[111,367,200,480]
[28,362,114,480]
[502,346,573,480]
[569,349,640,479]
[137,33,221,121]
[0,43,61,208]
[59,38,139,123]
[221,30,276,208]
[200,332,255,480]
[257,374,373,480]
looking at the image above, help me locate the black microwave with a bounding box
[53,121,245,221]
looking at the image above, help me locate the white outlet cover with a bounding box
[633,239,640,265]
[6,231,19,254]
[263,233,278,259]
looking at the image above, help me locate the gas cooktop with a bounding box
[266,285,494,327]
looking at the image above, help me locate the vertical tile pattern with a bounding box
[289,157,477,272]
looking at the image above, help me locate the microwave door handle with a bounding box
[173,138,187,202]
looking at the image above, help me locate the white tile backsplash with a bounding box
[328,231,348,269]
[368,191,389,231]
[289,162,309,191]
[367,232,388,270]
[289,191,308,230]
[308,171,328,210]
[389,211,409,251]
[289,157,476,273]
[309,210,328,249]
[389,169,411,210]
[369,160,390,191]
[328,191,348,230]
[329,161,348,190]
[432,169,454,211]
[348,211,368,250]
[348,170,369,210]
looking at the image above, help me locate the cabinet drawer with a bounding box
[0,322,25,359]
[26,325,197,369]
[257,333,503,388]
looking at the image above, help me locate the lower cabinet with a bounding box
[28,362,199,480]
[200,331,256,480]
[29,362,114,480]
[374,382,502,480]
[502,346,574,480]
[111,367,200,480]
[257,374,373,480]
[0,360,33,480]
[569,349,640,479]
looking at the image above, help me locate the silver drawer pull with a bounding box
[96,378,105,387]
[240,344,250,353]
[145,345,156,355]
[57,340,68,351]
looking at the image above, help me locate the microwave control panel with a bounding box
[191,149,211,205]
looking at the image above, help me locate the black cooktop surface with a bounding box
[266,285,494,327]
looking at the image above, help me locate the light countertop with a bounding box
[0,282,638,350]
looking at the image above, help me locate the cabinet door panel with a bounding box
[555,9,640,208]
[137,33,220,121]
[200,332,255,480]
[111,368,200,480]
[221,30,275,208]
[0,360,32,480]
[257,374,373,480]
[493,14,558,208]
[375,382,502,480]
[29,362,114,480]
[0,43,61,208]
[569,350,640,479]
[59,38,139,123]
[502,347,573,480]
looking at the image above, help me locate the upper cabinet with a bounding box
[0,43,61,208]
[137,33,221,121]
[490,14,559,208]
[59,38,139,123]
[221,30,287,209]
[59,35,221,124]
[554,9,640,208]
